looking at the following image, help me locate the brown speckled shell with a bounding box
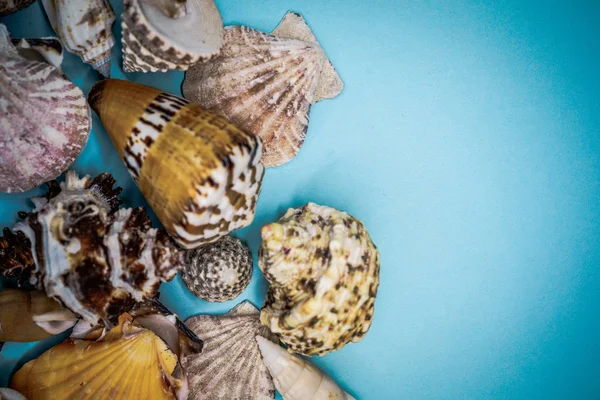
[0,0,35,16]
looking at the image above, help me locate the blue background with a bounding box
[1,1,600,399]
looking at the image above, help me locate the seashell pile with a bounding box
[256,336,356,400]
[88,79,265,249]
[182,235,253,302]
[121,0,223,73]
[0,24,91,193]
[0,171,184,328]
[184,301,279,400]
[11,36,63,68]
[0,0,34,16]
[41,0,116,77]
[11,313,189,400]
[182,11,344,168]
[259,203,380,356]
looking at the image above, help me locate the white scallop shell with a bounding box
[183,301,279,399]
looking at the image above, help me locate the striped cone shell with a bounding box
[88,79,264,249]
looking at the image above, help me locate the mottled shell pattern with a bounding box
[89,79,264,249]
[122,0,223,73]
[183,301,279,400]
[259,203,380,356]
[0,24,91,193]
[182,12,344,168]
[11,36,64,68]
[0,171,184,328]
[256,336,356,400]
[11,313,187,400]
[0,0,35,16]
[182,235,253,302]
[41,0,115,77]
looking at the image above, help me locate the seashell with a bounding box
[11,37,63,68]
[0,24,91,193]
[256,336,356,400]
[182,235,253,302]
[259,203,380,356]
[41,0,115,77]
[182,11,344,168]
[0,289,76,343]
[0,388,27,400]
[0,171,184,329]
[0,0,34,16]
[88,79,264,249]
[183,301,279,400]
[121,0,223,73]
[11,313,188,400]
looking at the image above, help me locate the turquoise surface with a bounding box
[1,1,600,399]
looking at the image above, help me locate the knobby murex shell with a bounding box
[256,337,356,400]
[0,171,184,328]
[0,24,91,193]
[182,11,344,168]
[183,301,279,400]
[121,0,223,73]
[259,203,380,356]
[0,0,35,16]
[41,0,115,77]
[88,79,264,249]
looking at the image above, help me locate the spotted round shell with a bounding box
[182,235,253,302]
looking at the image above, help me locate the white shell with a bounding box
[182,11,343,168]
[256,337,356,400]
[41,0,115,77]
[0,388,27,400]
[11,37,63,69]
[183,301,279,399]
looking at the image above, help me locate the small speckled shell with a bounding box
[182,12,343,168]
[182,235,253,302]
[0,0,35,16]
[184,301,279,400]
[88,79,264,249]
[259,203,380,356]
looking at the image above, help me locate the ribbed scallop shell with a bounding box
[0,24,91,193]
[0,0,35,16]
[11,313,184,400]
[121,0,223,73]
[184,301,279,400]
[259,203,380,356]
[41,0,115,77]
[88,79,264,249]
[182,12,343,168]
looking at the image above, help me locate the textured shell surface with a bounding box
[183,301,279,400]
[182,235,253,302]
[88,79,265,249]
[120,0,223,72]
[0,0,35,16]
[0,24,91,193]
[0,171,183,328]
[259,202,380,356]
[182,11,343,168]
[11,36,64,68]
[256,337,356,400]
[41,0,115,77]
[11,313,184,400]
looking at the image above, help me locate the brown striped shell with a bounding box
[182,12,344,168]
[88,79,264,249]
[259,203,380,356]
[0,24,91,193]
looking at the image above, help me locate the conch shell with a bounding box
[11,313,188,400]
[121,0,223,72]
[41,0,116,77]
[0,24,91,193]
[0,0,35,16]
[259,203,380,356]
[88,79,264,249]
[182,11,344,168]
[0,289,76,342]
[0,171,184,328]
[256,336,356,400]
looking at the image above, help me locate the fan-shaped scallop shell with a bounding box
[88,79,264,249]
[183,301,279,400]
[0,24,91,193]
[259,203,380,356]
[182,12,343,168]
[11,313,186,400]
[0,0,35,16]
[41,0,115,77]
[121,0,223,73]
